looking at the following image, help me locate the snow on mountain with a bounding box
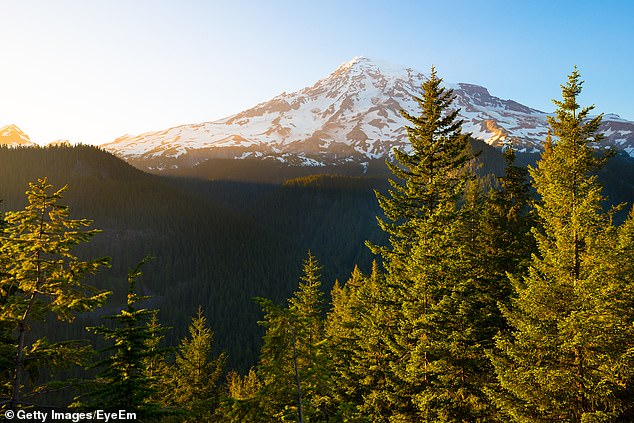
[101,57,634,170]
[0,124,36,147]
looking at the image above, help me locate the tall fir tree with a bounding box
[610,208,634,419]
[0,178,110,410]
[324,261,393,422]
[490,69,634,421]
[0,206,10,397]
[324,267,366,419]
[75,260,166,420]
[142,313,173,409]
[369,66,472,270]
[392,175,505,421]
[476,144,536,348]
[365,66,506,421]
[170,307,226,421]
[254,251,332,422]
[482,145,535,282]
[352,261,396,421]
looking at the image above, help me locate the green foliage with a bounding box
[143,313,173,409]
[369,66,472,268]
[247,252,334,422]
[0,178,110,409]
[325,262,389,422]
[360,66,511,421]
[324,268,365,417]
[217,369,263,422]
[393,177,505,421]
[75,260,167,420]
[490,69,634,421]
[482,145,535,279]
[168,307,226,421]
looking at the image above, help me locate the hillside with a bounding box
[0,145,385,369]
[0,145,301,369]
[1,144,633,371]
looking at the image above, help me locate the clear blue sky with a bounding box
[1,0,632,145]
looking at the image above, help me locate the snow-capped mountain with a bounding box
[0,124,36,147]
[102,57,634,170]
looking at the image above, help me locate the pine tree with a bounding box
[476,145,536,342]
[369,66,472,269]
[0,204,15,401]
[392,176,504,421]
[288,252,324,349]
[490,69,634,421]
[171,307,226,421]
[0,178,110,410]
[253,298,298,421]
[364,67,500,421]
[324,268,365,415]
[324,262,392,422]
[482,145,535,280]
[143,313,173,408]
[610,208,634,419]
[255,251,332,422]
[75,260,166,420]
[218,369,263,422]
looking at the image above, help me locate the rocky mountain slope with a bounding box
[0,124,36,147]
[98,57,633,170]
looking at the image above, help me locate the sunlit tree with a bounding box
[0,178,110,410]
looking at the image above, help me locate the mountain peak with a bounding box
[335,56,417,78]
[101,58,634,169]
[0,124,35,147]
[1,124,25,134]
[338,56,373,69]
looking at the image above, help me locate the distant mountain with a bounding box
[46,139,72,147]
[101,57,634,171]
[0,124,36,147]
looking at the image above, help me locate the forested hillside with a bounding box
[0,145,302,370]
[1,139,633,372]
[0,145,389,372]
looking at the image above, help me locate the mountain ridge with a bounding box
[0,124,36,147]
[6,58,634,168]
[101,57,634,171]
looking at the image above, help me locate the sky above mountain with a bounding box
[1,0,632,146]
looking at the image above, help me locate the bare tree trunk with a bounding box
[290,325,304,423]
[11,292,37,410]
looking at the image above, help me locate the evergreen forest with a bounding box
[1,68,633,421]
